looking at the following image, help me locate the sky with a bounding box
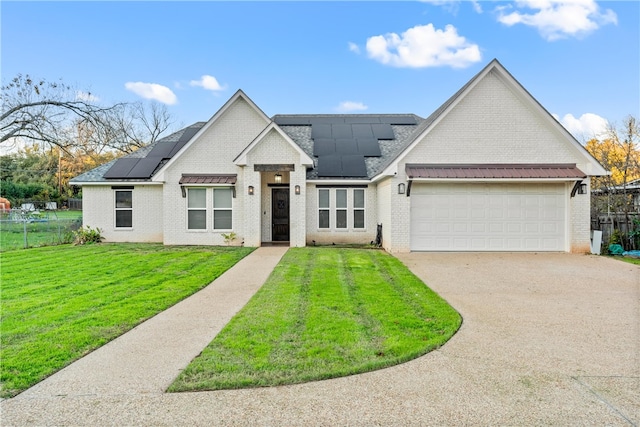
[2,0,639,146]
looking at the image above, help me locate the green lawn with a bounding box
[0,243,254,398]
[169,247,461,392]
[0,210,83,251]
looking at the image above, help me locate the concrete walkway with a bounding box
[16,246,288,398]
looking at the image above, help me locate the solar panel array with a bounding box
[274,115,416,178]
[104,126,201,179]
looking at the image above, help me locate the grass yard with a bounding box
[0,210,83,251]
[617,256,640,265]
[0,243,254,398]
[169,247,461,392]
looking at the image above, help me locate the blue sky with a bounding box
[2,1,638,143]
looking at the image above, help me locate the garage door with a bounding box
[410,183,566,251]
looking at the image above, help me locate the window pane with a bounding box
[336,210,347,228]
[319,210,329,228]
[354,210,365,228]
[214,188,232,208]
[115,191,132,208]
[214,210,232,230]
[319,189,330,208]
[188,189,206,208]
[116,210,132,228]
[336,189,347,208]
[188,210,206,229]
[354,189,365,208]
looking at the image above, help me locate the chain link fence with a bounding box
[0,209,82,251]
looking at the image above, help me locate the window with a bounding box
[187,188,206,230]
[353,189,365,229]
[336,189,347,229]
[213,188,233,230]
[318,189,330,228]
[115,190,132,228]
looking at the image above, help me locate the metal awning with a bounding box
[179,174,237,184]
[405,163,587,180]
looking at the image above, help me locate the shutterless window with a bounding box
[318,189,330,228]
[336,189,347,229]
[115,190,132,228]
[187,188,206,230]
[213,188,232,230]
[353,189,365,229]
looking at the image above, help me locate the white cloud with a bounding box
[348,42,360,54]
[76,91,99,103]
[189,75,225,92]
[125,82,177,105]
[366,23,481,68]
[553,112,608,141]
[420,0,482,13]
[335,101,368,113]
[497,0,617,41]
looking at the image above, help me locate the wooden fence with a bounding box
[591,212,640,250]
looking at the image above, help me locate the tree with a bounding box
[0,74,118,151]
[1,74,173,154]
[586,115,640,249]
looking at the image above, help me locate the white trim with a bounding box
[114,189,133,229]
[234,123,314,166]
[308,179,372,185]
[377,60,608,179]
[154,90,271,182]
[408,177,586,183]
[71,181,163,186]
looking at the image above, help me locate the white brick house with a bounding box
[71,59,607,253]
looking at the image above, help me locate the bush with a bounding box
[73,226,103,245]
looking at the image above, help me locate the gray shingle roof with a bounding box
[70,122,206,183]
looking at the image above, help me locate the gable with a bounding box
[157,95,270,181]
[403,70,583,165]
[242,126,313,166]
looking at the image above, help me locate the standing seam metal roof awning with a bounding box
[179,174,237,184]
[405,164,587,180]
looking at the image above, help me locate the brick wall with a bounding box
[83,185,163,242]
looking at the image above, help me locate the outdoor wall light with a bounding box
[398,183,406,194]
[274,173,282,184]
[295,185,301,195]
[578,183,587,195]
[248,185,254,195]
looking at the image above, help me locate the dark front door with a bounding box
[272,188,290,241]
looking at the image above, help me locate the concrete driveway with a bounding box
[2,253,638,426]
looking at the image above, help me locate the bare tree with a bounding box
[1,74,172,154]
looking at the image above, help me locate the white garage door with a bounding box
[410,183,567,251]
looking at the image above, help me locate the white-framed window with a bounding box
[213,188,233,230]
[336,189,347,229]
[353,189,365,229]
[318,189,330,228]
[187,188,207,230]
[114,190,132,228]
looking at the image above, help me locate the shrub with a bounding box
[73,226,103,245]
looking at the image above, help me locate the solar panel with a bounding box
[340,155,368,177]
[273,116,312,125]
[313,139,336,156]
[346,117,382,124]
[356,138,382,156]
[331,124,352,139]
[311,117,345,124]
[103,158,140,179]
[335,139,359,154]
[352,124,374,139]
[148,142,177,158]
[371,123,395,140]
[169,126,200,157]
[126,157,163,178]
[379,115,417,125]
[317,154,343,177]
[311,124,332,139]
